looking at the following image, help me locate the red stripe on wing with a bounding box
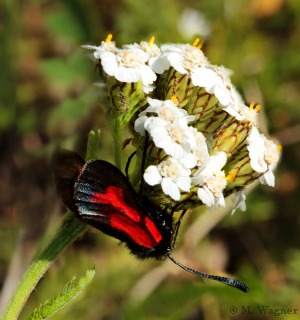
[145,216,163,245]
[89,185,163,248]
[89,186,140,222]
[111,214,161,248]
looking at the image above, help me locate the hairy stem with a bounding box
[1,213,87,320]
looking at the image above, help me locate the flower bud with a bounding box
[154,67,195,109]
[104,75,147,113]
[223,145,263,192]
[210,120,251,158]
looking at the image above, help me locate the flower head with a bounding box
[124,37,170,74]
[192,65,234,107]
[247,126,268,173]
[82,34,117,57]
[259,136,281,187]
[98,47,156,93]
[144,158,191,201]
[190,129,210,168]
[161,43,209,75]
[135,97,196,160]
[192,152,228,210]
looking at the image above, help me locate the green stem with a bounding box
[1,213,87,320]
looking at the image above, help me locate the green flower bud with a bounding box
[223,145,264,191]
[210,120,251,158]
[154,67,195,108]
[104,75,147,114]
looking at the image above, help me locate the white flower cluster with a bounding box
[135,95,281,213]
[84,36,256,121]
[83,35,170,94]
[135,96,227,211]
[247,126,282,188]
[84,36,281,213]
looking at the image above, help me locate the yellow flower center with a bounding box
[206,170,227,196]
[170,126,184,143]
[118,50,143,68]
[160,107,175,122]
[161,163,177,178]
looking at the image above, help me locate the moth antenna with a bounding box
[125,150,137,180]
[139,132,149,195]
[171,209,187,248]
[167,254,249,293]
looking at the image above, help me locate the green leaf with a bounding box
[28,269,96,320]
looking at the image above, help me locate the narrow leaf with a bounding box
[28,269,95,320]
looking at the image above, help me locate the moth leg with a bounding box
[171,209,187,248]
[139,132,149,195]
[125,150,137,181]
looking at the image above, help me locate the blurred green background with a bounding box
[1,0,300,319]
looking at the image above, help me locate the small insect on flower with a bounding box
[53,149,249,293]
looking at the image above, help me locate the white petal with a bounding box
[176,176,191,192]
[214,85,232,106]
[185,128,197,149]
[178,164,192,177]
[99,51,118,76]
[82,45,99,50]
[204,151,227,173]
[143,85,155,94]
[231,190,246,214]
[179,152,197,169]
[166,53,187,74]
[164,99,176,109]
[223,105,244,121]
[147,97,162,109]
[161,178,181,201]
[137,49,151,63]
[215,194,226,207]
[248,149,268,172]
[134,116,148,136]
[259,169,275,187]
[114,67,141,83]
[150,127,173,150]
[144,166,162,186]
[144,117,168,131]
[139,65,157,87]
[94,51,102,59]
[197,187,214,207]
[161,44,183,53]
[149,55,170,74]
[191,67,220,89]
[164,142,184,159]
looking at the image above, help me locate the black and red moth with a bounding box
[53,149,249,293]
